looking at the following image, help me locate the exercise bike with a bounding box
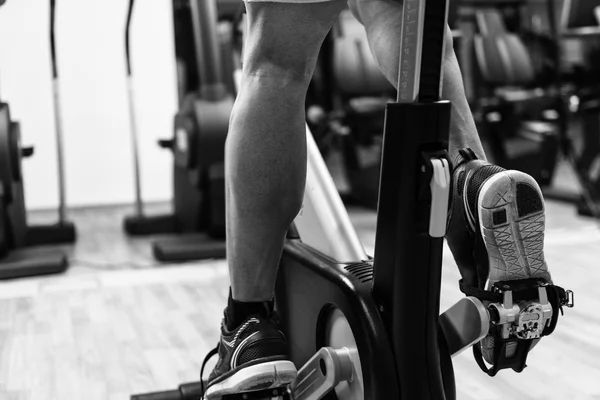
[131,0,574,399]
[0,0,76,280]
[122,0,241,262]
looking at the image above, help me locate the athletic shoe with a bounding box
[201,310,297,399]
[446,148,552,364]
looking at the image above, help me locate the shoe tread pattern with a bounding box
[478,171,551,287]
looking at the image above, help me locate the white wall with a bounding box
[0,0,177,210]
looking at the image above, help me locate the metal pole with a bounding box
[50,0,68,223]
[125,0,143,216]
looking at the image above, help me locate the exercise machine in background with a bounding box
[469,4,562,188]
[548,0,600,219]
[0,89,69,280]
[131,0,574,399]
[462,0,600,221]
[46,0,77,243]
[305,7,393,210]
[123,0,241,262]
[0,0,76,280]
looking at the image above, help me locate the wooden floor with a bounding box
[0,200,598,400]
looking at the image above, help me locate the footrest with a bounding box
[439,296,489,357]
[124,214,177,236]
[26,221,77,246]
[152,234,226,262]
[289,347,354,400]
[0,248,68,280]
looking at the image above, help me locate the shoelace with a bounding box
[200,345,219,398]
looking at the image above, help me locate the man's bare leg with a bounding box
[204,2,346,398]
[226,0,346,304]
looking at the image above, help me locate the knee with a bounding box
[242,1,345,85]
[243,46,315,87]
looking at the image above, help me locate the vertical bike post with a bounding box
[125,0,143,217]
[49,0,68,223]
[371,0,453,399]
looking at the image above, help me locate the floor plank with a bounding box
[0,201,597,399]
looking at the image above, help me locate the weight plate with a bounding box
[323,307,364,400]
[9,121,22,182]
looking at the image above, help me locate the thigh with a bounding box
[243,0,347,78]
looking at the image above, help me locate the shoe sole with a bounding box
[205,360,297,399]
[477,170,551,289]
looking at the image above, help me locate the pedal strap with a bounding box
[458,278,571,311]
[458,278,542,303]
[458,279,496,301]
[543,284,568,335]
[459,278,573,375]
[472,337,534,377]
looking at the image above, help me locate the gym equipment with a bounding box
[470,6,562,188]
[550,0,600,219]
[497,0,600,221]
[131,1,574,399]
[42,0,77,244]
[511,0,600,219]
[0,0,76,279]
[123,0,146,234]
[561,0,600,37]
[468,0,600,220]
[454,0,525,104]
[123,0,241,262]
[0,96,68,280]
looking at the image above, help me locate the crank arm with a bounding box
[289,347,354,400]
[439,296,489,357]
